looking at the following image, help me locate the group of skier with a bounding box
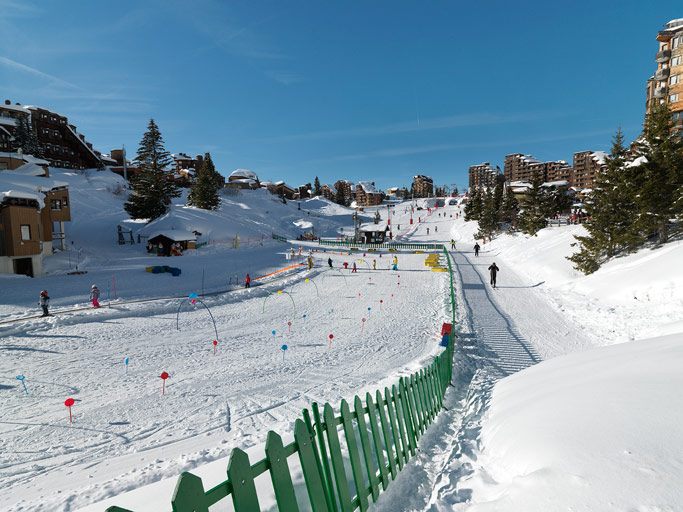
[38,284,100,317]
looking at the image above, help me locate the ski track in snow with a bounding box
[373,212,596,512]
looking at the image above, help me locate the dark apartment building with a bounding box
[573,151,608,189]
[412,174,433,197]
[0,100,102,169]
[504,153,572,184]
[468,162,500,191]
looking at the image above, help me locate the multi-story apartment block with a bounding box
[572,151,608,190]
[0,100,102,169]
[321,184,336,201]
[334,180,354,205]
[504,153,573,184]
[0,171,71,276]
[468,162,500,190]
[646,19,683,130]
[544,160,573,183]
[503,154,540,183]
[412,174,433,197]
[355,181,383,206]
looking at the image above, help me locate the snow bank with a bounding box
[466,333,683,511]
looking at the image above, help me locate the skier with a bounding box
[474,243,481,257]
[328,257,333,268]
[245,273,251,288]
[392,255,398,271]
[373,259,377,270]
[90,285,101,308]
[435,226,438,233]
[352,262,358,273]
[450,239,456,250]
[39,290,50,317]
[427,227,430,235]
[343,261,349,270]
[488,262,500,288]
[307,255,314,270]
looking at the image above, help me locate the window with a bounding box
[20,224,31,241]
[671,74,681,86]
[62,196,68,207]
[670,94,680,102]
[51,199,62,210]
[673,56,683,67]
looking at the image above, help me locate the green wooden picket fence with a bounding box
[106,247,457,512]
[318,240,443,251]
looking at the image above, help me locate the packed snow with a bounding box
[1,172,682,511]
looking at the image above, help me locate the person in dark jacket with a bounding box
[474,243,481,257]
[39,290,50,316]
[488,262,499,288]
[328,257,333,268]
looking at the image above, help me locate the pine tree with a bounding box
[499,186,519,229]
[568,129,642,273]
[11,116,43,157]
[517,171,547,236]
[313,176,322,196]
[477,187,498,240]
[335,185,346,206]
[188,153,222,210]
[464,188,483,221]
[124,119,180,220]
[633,102,683,243]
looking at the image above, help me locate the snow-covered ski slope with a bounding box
[0,172,455,511]
[3,176,683,511]
[371,212,683,511]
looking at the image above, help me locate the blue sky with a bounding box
[0,1,679,190]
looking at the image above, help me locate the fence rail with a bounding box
[318,240,443,251]
[107,245,457,512]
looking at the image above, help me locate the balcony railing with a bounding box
[656,49,672,63]
[654,86,669,98]
[655,68,671,81]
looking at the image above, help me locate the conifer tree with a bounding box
[633,102,683,243]
[477,187,498,240]
[464,188,483,221]
[12,116,43,157]
[568,129,642,273]
[517,171,547,235]
[124,119,180,220]
[313,176,322,196]
[335,185,346,206]
[188,153,222,210]
[499,186,519,229]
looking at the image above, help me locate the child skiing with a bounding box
[39,290,50,317]
[373,259,377,270]
[90,285,101,308]
[352,262,358,273]
[450,239,456,250]
[245,273,251,288]
[392,255,398,271]
[474,243,481,257]
[328,257,333,268]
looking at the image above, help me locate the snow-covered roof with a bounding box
[12,162,48,177]
[0,103,31,114]
[591,151,608,165]
[230,178,256,185]
[360,222,386,231]
[508,181,532,188]
[147,230,197,242]
[230,169,258,181]
[173,153,193,160]
[357,181,379,194]
[0,151,49,166]
[0,171,68,209]
[541,180,570,188]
